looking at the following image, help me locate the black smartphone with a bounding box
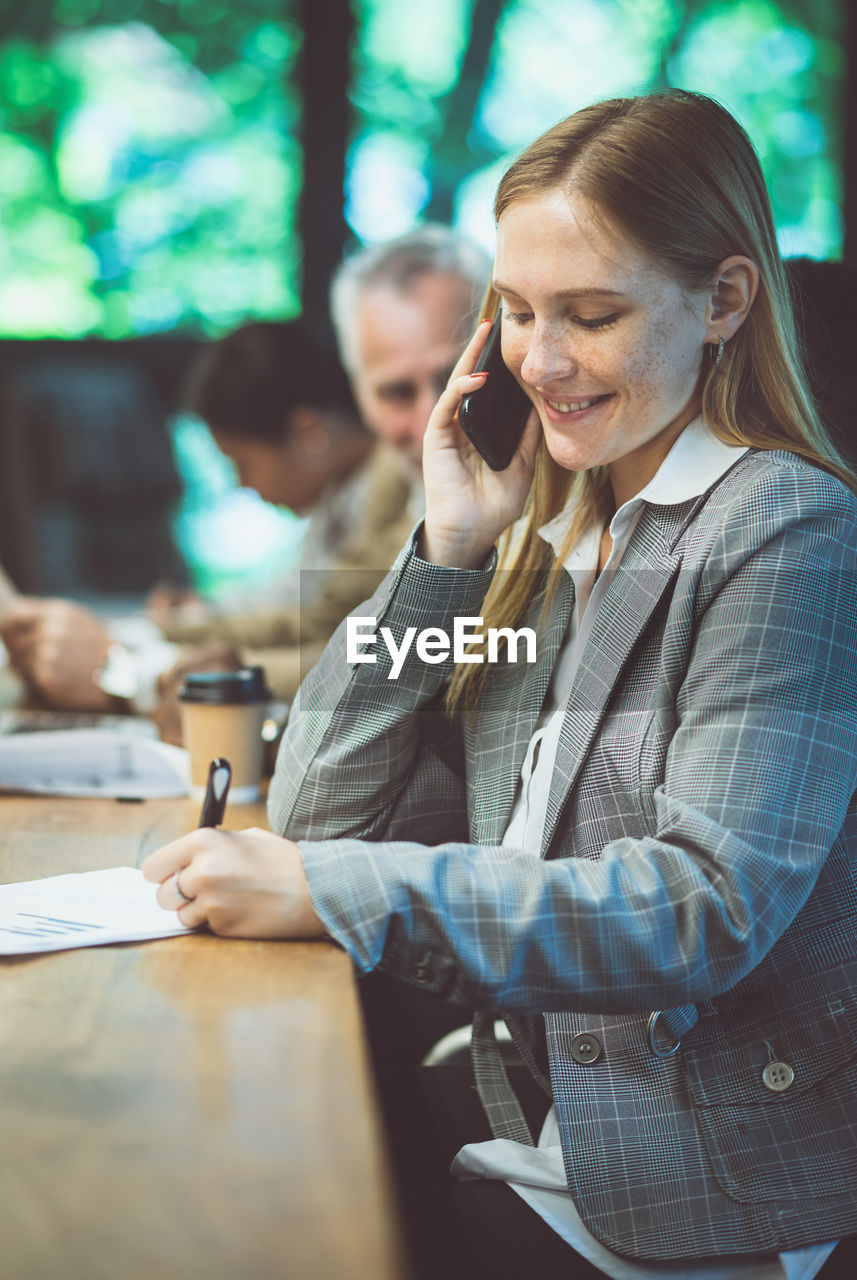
[458,313,532,470]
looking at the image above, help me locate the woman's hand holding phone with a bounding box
[419,319,540,569]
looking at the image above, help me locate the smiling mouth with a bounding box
[544,394,611,413]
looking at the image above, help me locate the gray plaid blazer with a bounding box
[269,448,857,1261]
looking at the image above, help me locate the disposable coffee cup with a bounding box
[179,667,272,804]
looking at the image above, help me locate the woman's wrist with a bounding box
[417,521,494,570]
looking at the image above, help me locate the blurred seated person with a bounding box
[160,224,491,650]
[0,228,490,726]
[154,226,489,735]
[329,223,489,481]
[786,257,857,470]
[0,318,415,715]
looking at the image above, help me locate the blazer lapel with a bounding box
[541,510,682,856]
[469,571,575,844]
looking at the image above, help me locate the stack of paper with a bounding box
[0,729,190,798]
[0,866,192,955]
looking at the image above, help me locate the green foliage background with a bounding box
[0,0,301,336]
[0,0,845,336]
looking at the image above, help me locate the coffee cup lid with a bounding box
[179,666,272,705]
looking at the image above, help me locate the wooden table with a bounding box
[0,792,407,1280]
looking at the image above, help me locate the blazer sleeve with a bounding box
[277,465,857,1013]
[268,530,495,845]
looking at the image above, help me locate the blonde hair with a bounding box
[448,90,855,713]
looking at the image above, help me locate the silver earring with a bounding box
[711,335,725,367]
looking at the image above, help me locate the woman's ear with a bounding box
[706,255,760,342]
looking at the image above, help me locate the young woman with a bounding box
[145,91,857,1277]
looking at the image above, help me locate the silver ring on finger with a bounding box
[172,870,194,904]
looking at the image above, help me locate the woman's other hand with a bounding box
[142,826,327,940]
[420,319,541,568]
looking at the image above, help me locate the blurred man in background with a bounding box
[330,223,489,477]
[0,225,489,717]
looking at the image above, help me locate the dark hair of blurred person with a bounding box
[183,318,371,512]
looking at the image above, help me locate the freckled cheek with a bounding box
[640,318,701,396]
[501,334,527,382]
[610,349,655,402]
[619,326,689,407]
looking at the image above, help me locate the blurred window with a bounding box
[348,0,844,260]
[0,0,300,339]
[2,1,844,326]
[0,1,304,596]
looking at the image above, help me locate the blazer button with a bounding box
[570,1032,603,1065]
[762,1061,795,1092]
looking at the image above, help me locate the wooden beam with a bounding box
[424,0,507,225]
[296,0,354,344]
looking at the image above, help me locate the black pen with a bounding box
[198,758,231,828]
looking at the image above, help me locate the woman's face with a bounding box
[494,187,710,496]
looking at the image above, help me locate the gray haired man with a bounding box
[331,225,489,474]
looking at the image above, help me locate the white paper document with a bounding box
[0,729,190,798]
[0,866,192,955]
